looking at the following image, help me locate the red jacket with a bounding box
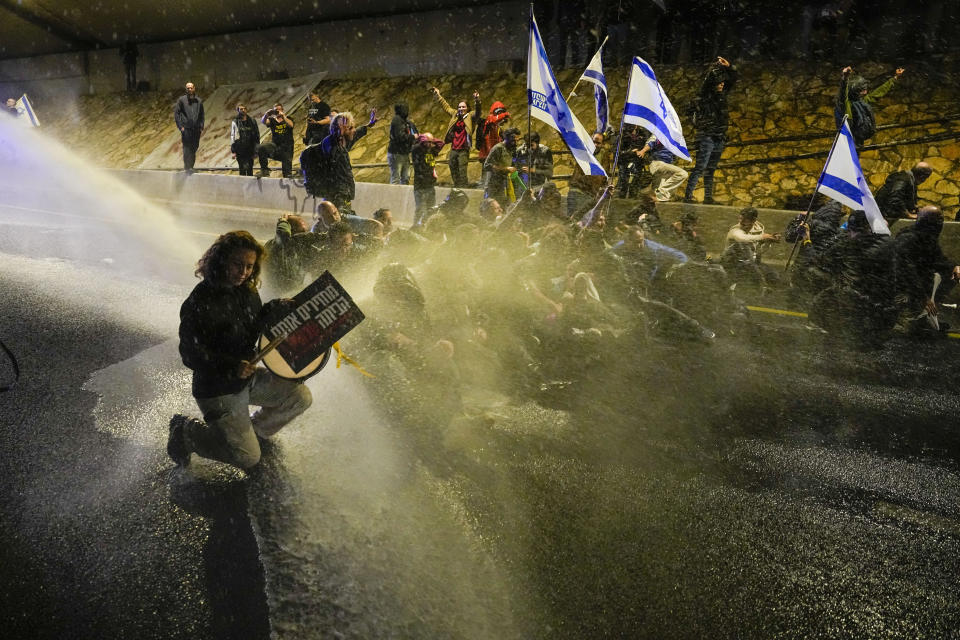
[476,101,510,160]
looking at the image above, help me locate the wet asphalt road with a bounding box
[2,208,960,638]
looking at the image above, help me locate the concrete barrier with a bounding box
[109,169,484,229]
[107,169,960,264]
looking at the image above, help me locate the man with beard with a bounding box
[482,127,521,208]
[229,103,260,176]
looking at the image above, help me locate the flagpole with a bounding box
[566,36,608,101]
[610,59,635,192]
[527,4,534,189]
[784,115,849,272]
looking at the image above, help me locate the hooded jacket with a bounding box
[476,101,510,160]
[693,65,736,138]
[834,73,898,145]
[388,103,416,155]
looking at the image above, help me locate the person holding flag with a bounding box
[638,132,689,202]
[5,94,40,127]
[785,114,890,281]
[616,55,690,202]
[683,56,736,205]
[527,8,606,195]
[814,116,890,236]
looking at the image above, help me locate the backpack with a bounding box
[848,101,877,144]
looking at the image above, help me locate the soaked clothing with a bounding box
[179,279,264,399]
[482,141,515,206]
[891,223,956,312]
[810,232,898,343]
[314,125,370,209]
[178,279,312,469]
[875,170,918,222]
[835,74,898,146]
[262,218,324,293]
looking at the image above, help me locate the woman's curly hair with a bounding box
[195,230,264,290]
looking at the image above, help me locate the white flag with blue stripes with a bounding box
[578,45,609,134]
[528,14,606,177]
[622,57,690,161]
[817,119,889,235]
[12,94,40,128]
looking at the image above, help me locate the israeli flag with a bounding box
[578,46,609,134]
[528,14,606,177]
[13,94,40,128]
[622,57,690,161]
[817,119,889,235]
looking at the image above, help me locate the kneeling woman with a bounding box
[168,230,312,470]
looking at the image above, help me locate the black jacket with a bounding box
[891,224,954,308]
[232,114,260,154]
[174,94,204,131]
[179,279,267,398]
[693,65,737,137]
[875,170,917,221]
[388,103,416,155]
[313,125,370,203]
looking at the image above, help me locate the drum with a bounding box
[258,334,332,382]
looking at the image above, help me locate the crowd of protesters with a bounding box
[166,35,958,363]
[173,46,910,212]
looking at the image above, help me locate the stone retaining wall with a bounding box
[28,60,960,215]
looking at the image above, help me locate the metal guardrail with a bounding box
[187,113,960,177]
